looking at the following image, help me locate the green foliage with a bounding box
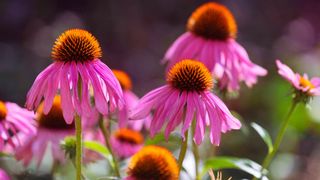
[251,122,273,154]
[83,140,114,168]
[203,156,267,179]
[83,140,110,159]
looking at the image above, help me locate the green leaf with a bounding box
[83,140,113,166]
[251,122,273,154]
[203,156,266,179]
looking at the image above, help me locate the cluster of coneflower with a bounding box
[0,2,319,180]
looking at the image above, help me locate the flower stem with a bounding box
[98,119,120,177]
[255,101,298,180]
[75,115,82,180]
[191,120,200,180]
[178,130,189,176]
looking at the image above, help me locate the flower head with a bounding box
[0,101,35,151]
[112,69,150,130]
[52,29,102,62]
[26,29,124,124]
[187,2,237,40]
[130,60,241,145]
[276,60,320,102]
[126,146,178,180]
[16,96,75,167]
[110,128,144,158]
[167,60,213,91]
[164,2,267,92]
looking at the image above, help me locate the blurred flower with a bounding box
[164,2,267,92]
[130,60,241,145]
[110,128,144,159]
[112,70,150,130]
[16,96,75,167]
[0,101,35,151]
[125,146,178,180]
[26,29,124,124]
[276,60,320,102]
[0,168,10,180]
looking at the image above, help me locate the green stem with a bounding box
[98,119,120,177]
[178,130,189,176]
[71,159,86,180]
[191,121,200,180]
[75,115,82,180]
[255,101,298,180]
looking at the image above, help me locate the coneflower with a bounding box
[26,29,124,124]
[276,60,320,100]
[126,146,179,180]
[256,60,320,178]
[0,101,35,151]
[130,59,241,145]
[164,2,267,92]
[25,29,124,179]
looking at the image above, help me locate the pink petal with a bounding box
[60,63,75,124]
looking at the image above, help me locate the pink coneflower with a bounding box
[276,60,320,98]
[164,2,267,92]
[26,29,124,124]
[16,96,75,167]
[112,70,150,130]
[0,168,10,180]
[0,101,35,151]
[130,60,241,145]
[110,128,144,159]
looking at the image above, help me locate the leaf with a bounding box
[251,122,273,154]
[83,140,113,166]
[203,156,267,179]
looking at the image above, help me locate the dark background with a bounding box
[1,0,320,179]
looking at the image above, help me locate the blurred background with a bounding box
[1,0,320,179]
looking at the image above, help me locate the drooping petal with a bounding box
[130,86,172,120]
[43,63,62,114]
[60,64,74,124]
[164,91,187,139]
[276,60,300,87]
[26,63,59,110]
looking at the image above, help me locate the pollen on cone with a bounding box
[51,29,102,62]
[167,59,213,92]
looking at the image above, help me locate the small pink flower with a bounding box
[130,60,241,145]
[110,128,144,159]
[276,60,320,96]
[26,29,124,124]
[164,2,267,92]
[16,96,75,167]
[112,70,151,130]
[0,168,10,180]
[0,101,35,151]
